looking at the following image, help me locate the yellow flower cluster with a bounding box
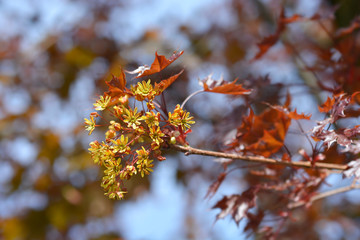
[85,79,195,199]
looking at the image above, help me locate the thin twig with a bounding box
[288,184,360,209]
[172,144,348,171]
[180,90,204,109]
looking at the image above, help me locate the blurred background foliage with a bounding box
[0,0,360,239]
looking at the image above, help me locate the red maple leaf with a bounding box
[105,68,131,100]
[267,93,311,120]
[253,9,315,60]
[246,130,284,157]
[154,69,184,92]
[130,51,184,78]
[229,107,291,157]
[318,96,335,113]
[288,109,311,120]
[203,79,252,95]
[253,9,286,60]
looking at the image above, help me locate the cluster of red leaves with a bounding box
[312,92,360,148]
[232,107,291,157]
[208,96,312,231]
[227,94,310,158]
[309,17,360,93]
[208,90,360,233]
[263,173,326,207]
[311,92,360,179]
[206,8,360,234]
[254,8,360,94]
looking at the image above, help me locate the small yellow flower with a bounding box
[102,177,127,200]
[88,140,101,164]
[136,147,154,177]
[118,95,129,106]
[106,129,116,139]
[109,120,121,131]
[113,105,124,118]
[107,189,127,200]
[135,126,145,136]
[131,79,156,101]
[147,101,155,111]
[94,95,111,111]
[120,165,137,179]
[149,126,165,149]
[101,158,122,195]
[84,115,96,135]
[111,135,131,154]
[168,104,195,131]
[123,107,142,129]
[140,111,160,127]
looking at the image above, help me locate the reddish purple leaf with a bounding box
[343,159,360,180]
[213,187,259,225]
[204,172,227,199]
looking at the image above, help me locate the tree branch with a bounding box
[172,145,348,171]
